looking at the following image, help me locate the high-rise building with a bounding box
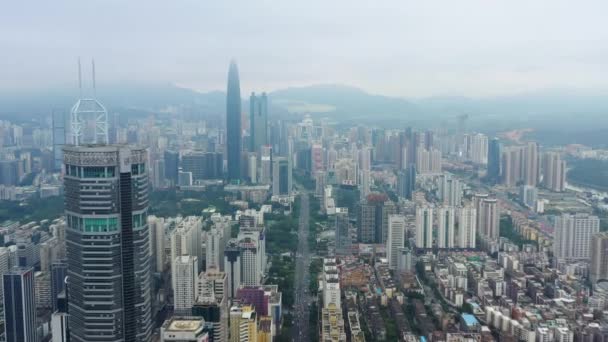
[439,173,462,206]
[272,157,292,196]
[50,261,67,312]
[519,185,538,210]
[487,138,501,183]
[437,206,455,249]
[195,268,228,342]
[334,211,352,255]
[542,152,566,192]
[51,311,69,342]
[465,133,489,165]
[554,213,600,261]
[229,304,258,342]
[152,159,165,189]
[590,232,608,284]
[457,206,477,249]
[387,215,406,269]
[160,316,209,342]
[171,216,204,285]
[205,226,226,271]
[416,206,433,249]
[182,151,224,181]
[164,150,179,185]
[63,145,152,342]
[4,267,37,342]
[226,61,242,181]
[148,215,166,273]
[501,146,525,187]
[52,111,67,171]
[173,256,199,315]
[224,240,241,300]
[238,228,265,286]
[396,164,416,200]
[357,201,376,244]
[523,142,539,186]
[477,198,499,240]
[259,145,272,185]
[250,92,268,154]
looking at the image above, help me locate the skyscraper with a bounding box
[250,92,268,154]
[164,150,179,185]
[524,142,539,186]
[487,138,501,183]
[387,215,406,269]
[396,164,416,200]
[224,239,242,300]
[4,267,37,342]
[226,61,242,181]
[439,173,462,206]
[334,211,352,255]
[458,206,477,249]
[272,156,292,196]
[63,145,152,342]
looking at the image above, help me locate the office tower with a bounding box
[238,228,265,286]
[182,151,224,181]
[387,215,406,269]
[205,226,225,271]
[4,267,37,342]
[229,304,258,342]
[39,237,59,272]
[554,213,600,261]
[523,142,539,186]
[152,159,165,189]
[149,215,166,273]
[224,240,241,299]
[519,185,538,209]
[487,138,501,182]
[590,232,608,284]
[359,169,371,200]
[457,206,477,249]
[397,164,416,200]
[272,156,292,196]
[164,150,179,185]
[63,145,152,342]
[160,317,209,342]
[249,92,268,154]
[477,198,499,240]
[259,145,272,185]
[174,256,199,315]
[226,61,242,181]
[52,111,66,171]
[357,201,376,243]
[335,212,352,255]
[437,206,455,249]
[416,206,433,249]
[542,152,566,192]
[50,261,67,312]
[439,173,462,206]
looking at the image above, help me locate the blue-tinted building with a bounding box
[4,267,37,342]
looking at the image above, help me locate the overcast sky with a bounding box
[2,0,608,98]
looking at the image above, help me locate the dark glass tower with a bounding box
[63,145,152,342]
[3,267,37,342]
[226,61,242,181]
[487,138,501,183]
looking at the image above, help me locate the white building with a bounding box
[439,174,462,206]
[457,206,477,249]
[173,256,199,315]
[148,215,166,273]
[554,213,600,261]
[437,206,455,249]
[161,317,209,342]
[171,216,203,290]
[386,215,406,270]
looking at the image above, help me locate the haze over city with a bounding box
[2,0,608,97]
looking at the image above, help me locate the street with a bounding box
[292,192,312,342]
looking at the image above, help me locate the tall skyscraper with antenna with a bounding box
[226,61,242,181]
[70,59,108,145]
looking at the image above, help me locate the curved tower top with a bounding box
[226,60,242,181]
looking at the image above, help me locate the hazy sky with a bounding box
[2,0,608,98]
